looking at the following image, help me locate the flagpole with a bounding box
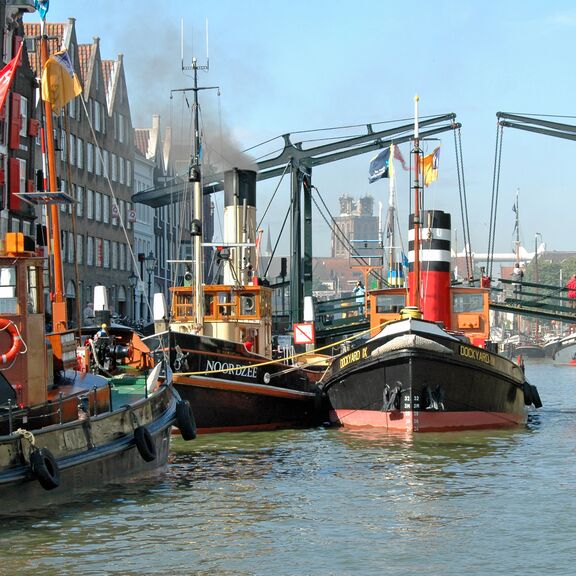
[40,32,67,332]
[411,94,422,309]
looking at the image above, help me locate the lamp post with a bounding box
[128,272,138,322]
[138,253,145,321]
[145,251,157,322]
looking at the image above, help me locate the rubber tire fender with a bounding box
[176,399,197,440]
[523,383,533,406]
[30,447,60,491]
[134,426,157,462]
[530,384,543,409]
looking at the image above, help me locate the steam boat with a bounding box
[0,24,193,512]
[0,234,194,512]
[164,169,324,433]
[320,102,541,432]
[157,60,324,433]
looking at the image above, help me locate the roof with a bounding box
[77,43,92,85]
[23,22,67,76]
[134,128,150,157]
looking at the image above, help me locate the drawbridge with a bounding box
[298,278,576,344]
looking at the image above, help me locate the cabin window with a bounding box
[218,292,235,317]
[0,266,17,314]
[452,293,484,313]
[27,266,39,313]
[205,294,215,317]
[240,294,256,315]
[375,293,406,314]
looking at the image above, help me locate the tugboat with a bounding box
[0,21,194,512]
[320,99,542,432]
[0,233,194,513]
[158,60,324,433]
[165,168,325,433]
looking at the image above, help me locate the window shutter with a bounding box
[28,118,40,137]
[9,94,21,150]
[8,157,21,210]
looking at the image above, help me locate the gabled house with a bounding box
[1,0,37,237]
[23,18,137,324]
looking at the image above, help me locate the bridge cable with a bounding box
[311,185,387,285]
[487,123,504,279]
[453,127,473,281]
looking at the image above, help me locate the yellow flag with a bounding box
[41,49,82,115]
[423,146,441,187]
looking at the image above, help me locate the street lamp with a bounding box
[145,251,157,322]
[128,272,138,322]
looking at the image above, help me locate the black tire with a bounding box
[523,383,533,406]
[176,400,197,440]
[134,426,157,462]
[30,447,60,491]
[530,384,543,409]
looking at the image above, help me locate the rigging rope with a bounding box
[310,186,387,285]
[453,127,473,281]
[487,124,504,279]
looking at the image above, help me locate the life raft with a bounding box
[0,318,22,364]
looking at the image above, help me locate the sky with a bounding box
[26,0,576,258]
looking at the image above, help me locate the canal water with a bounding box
[1,361,575,575]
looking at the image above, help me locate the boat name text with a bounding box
[459,345,495,366]
[206,359,257,379]
[339,346,369,369]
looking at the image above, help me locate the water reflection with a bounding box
[2,362,576,576]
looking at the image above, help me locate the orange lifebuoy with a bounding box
[0,318,22,364]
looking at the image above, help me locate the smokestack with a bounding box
[222,169,257,285]
[408,210,451,328]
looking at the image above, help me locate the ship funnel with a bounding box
[222,169,257,286]
[408,210,451,328]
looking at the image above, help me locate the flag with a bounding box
[423,146,440,187]
[368,147,391,183]
[34,0,49,20]
[393,144,408,170]
[41,49,83,115]
[0,41,23,114]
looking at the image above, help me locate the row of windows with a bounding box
[60,231,134,271]
[58,131,132,185]
[59,183,133,229]
[66,98,130,146]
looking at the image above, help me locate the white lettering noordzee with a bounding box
[206,359,257,379]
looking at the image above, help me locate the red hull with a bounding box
[331,408,526,432]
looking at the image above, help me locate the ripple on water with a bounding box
[2,364,576,575]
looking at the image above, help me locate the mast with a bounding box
[177,34,219,327]
[190,58,204,326]
[40,28,67,332]
[411,95,422,309]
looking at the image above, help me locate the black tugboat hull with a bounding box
[0,383,178,514]
[169,331,323,433]
[321,320,533,432]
